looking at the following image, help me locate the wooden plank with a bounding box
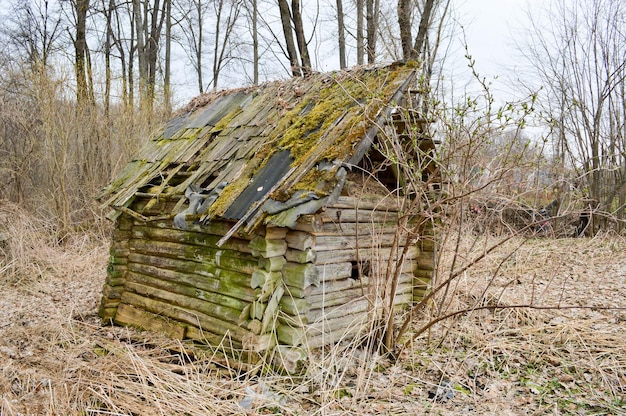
[249,236,288,258]
[285,248,316,264]
[315,245,419,264]
[282,262,319,290]
[318,208,400,224]
[285,231,314,251]
[126,272,251,315]
[313,233,411,252]
[295,222,402,237]
[260,285,285,334]
[316,262,352,281]
[115,303,186,340]
[127,261,255,302]
[331,195,402,211]
[133,223,253,253]
[119,291,248,343]
[128,252,252,287]
[122,281,244,325]
[129,239,257,275]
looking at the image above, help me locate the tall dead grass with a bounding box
[1,203,624,415]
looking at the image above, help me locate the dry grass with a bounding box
[0,203,625,415]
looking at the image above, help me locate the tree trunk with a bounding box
[336,0,346,69]
[356,0,364,65]
[397,0,411,61]
[366,0,378,64]
[411,0,436,61]
[164,0,172,114]
[252,0,258,84]
[277,0,300,76]
[74,0,92,106]
[291,0,311,74]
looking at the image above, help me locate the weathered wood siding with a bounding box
[98,194,435,354]
[275,196,428,349]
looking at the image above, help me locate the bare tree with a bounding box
[210,0,242,90]
[397,0,437,62]
[336,0,346,69]
[277,0,311,76]
[523,0,626,233]
[133,0,167,113]
[178,0,208,94]
[65,0,95,106]
[365,0,379,63]
[2,0,63,72]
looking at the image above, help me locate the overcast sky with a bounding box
[451,0,533,101]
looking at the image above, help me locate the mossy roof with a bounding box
[98,62,420,226]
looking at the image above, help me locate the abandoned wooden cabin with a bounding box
[97,62,438,360]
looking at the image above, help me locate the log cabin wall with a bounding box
[98,193,434,359]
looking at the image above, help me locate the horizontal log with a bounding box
[127,261,255,303]
[132,223,252,253]
[285,231,314,251]
[276,324,305,346]
[115,303,186,340]
[313,233,411,252]
[279,296,310,317]
[259,255,286,272]
[285,248,316,264]
[119,291,247,342]
[123,280,244,325]
[282,262,319,290]
[264,227,288,240]
[102,284,125,300]
[302,222,403,237]
[306,297,372,322]
[415,268,435,278]
[128,252,251,289]
[98,306,118,320]
[242,333,275,353]
[129,239,258,275]
[419,238,437,252]
[318,208,400,224]
[249,236,287,258]
[117,216,133,230]
[315,245,419,264]
[106,262,128,279]
[108,252,129,265]
[305,323,366,348]
[184,324,243,350]
[417,253,436,270]
[330,196,402,211]
[316,262,352,281]
[126,272,250,316]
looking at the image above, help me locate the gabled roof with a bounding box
[98,62,423,237]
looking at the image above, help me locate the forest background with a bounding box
[0,0,624,236]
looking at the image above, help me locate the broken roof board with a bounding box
[98,63,419,224]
